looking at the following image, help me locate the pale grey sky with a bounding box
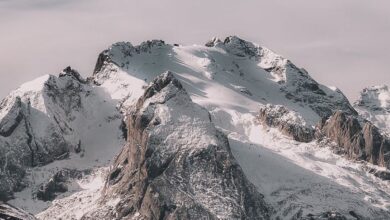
[0,0,389,101]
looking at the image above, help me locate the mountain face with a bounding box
[83,72,270,219]
[354,85,390,135]
[206,36,357,119]
[257,104,315,143]
[318,111,390,168]
[0,72,80,200]
[0,67,123,201]
[92,36,355,122]
[1,36,390,219]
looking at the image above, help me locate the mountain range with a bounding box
[0,36,390,220]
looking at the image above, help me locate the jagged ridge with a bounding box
[0,67,123,201]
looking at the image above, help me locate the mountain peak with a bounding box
[93,40,166,74]
[355,85,390,111]
[59,66,86,83]
[142,71,183,100]
[223,36,261,58]
[204,36,222,47]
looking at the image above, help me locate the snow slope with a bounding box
[229,118,390,219]
[3,68,124,213]
[93,37,354,125]
[36,167,108,220]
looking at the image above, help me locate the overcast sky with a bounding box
[0,0,389,101]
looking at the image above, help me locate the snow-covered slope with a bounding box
[1,36,390,219]
[1,67,124,212]
[354,85,390,135]
[93,36,355,125]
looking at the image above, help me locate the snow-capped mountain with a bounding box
[355,85,390,135]
[1,36,390,219]
[0,67,124,209]
[82,72,271,219]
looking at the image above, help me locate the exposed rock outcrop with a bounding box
[318,111,390,168]
[59,66,87,84]
[257,104,390,171]
[362,122,390,166]
[93,40,166,74]
[36,169,87,201]
[84,72,271,219]
[257,104,315,143]
[0,96,70,200]
[0,67,118,201]
[222,36,261,58]
[205,37,222,47]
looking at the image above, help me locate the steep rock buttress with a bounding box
[83,72,271,220]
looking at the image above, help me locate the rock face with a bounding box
[0,202,37,220]
[362,122,390,166]
[256,103,390,171]
[257,104,315,143]
[93,40,166,75]
[318,111,390,168]
[0,92,71,200]
[0,67,122,201]
[84,72,270,219]
[36,169,87,201]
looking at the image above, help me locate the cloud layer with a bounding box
[0,0,389,100]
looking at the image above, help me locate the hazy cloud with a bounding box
[0,0,389,100]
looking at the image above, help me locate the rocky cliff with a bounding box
[0,70,83,200]
[83,72,271,219]
[0,67,123,201]
[318,111,390,168]
[257,104,315,143]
